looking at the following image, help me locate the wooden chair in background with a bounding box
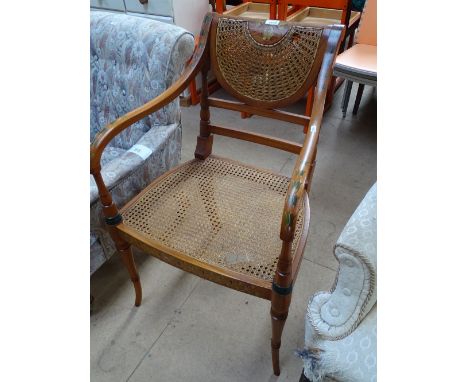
[334,0,376,116]
[216,0,278,19]
[278,0,361,131]
[91,13,343,376]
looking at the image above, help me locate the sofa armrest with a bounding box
[307,183,376,339]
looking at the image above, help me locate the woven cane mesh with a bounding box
[215,17,323,103]
[122,157,304,281]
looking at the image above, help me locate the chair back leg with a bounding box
[341,79,353,117]
[195,65,213,159]
[353,83,365,115]
[270,290,292,376]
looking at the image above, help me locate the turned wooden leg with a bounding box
[270,239,294,376]
[117,242,142,306]
[195,64,213,160]
[91,168,143,307]
[107,215,142,307]
[270,286,292,376]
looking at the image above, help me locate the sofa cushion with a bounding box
[90,123,180,205]
[100,146,126,167]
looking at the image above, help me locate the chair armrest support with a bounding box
[280,25,344,243]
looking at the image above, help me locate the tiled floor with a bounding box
[90,84,377,382]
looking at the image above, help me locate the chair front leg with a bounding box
[106,216,142,307]
[112,230,142,307]
[270,241,294,376]
[270,287,292,376]
[92,169,142,307]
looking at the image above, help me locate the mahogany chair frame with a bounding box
[91,13,343,376]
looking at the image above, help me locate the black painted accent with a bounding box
[272,282,293,295]
[105,214,123,226]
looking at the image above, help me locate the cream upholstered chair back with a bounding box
[356,0,376,46]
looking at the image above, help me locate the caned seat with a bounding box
[117,156,307,298]
[91,12,344,376]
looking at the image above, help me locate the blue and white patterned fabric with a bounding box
[90,11,195,274]
[301,184,377,382]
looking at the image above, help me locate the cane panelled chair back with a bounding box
[210,16,326,108]
[90,12,344,376]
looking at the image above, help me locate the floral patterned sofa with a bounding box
[299,183,377,382]
[90,11,195,274]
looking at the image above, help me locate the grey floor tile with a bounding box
[91,252,200,382]
[128,260,335,382]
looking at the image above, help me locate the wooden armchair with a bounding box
[90,12,343,376]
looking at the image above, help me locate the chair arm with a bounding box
[280,25,344,243]
[90,12,212,175]
[89,12,212,225]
